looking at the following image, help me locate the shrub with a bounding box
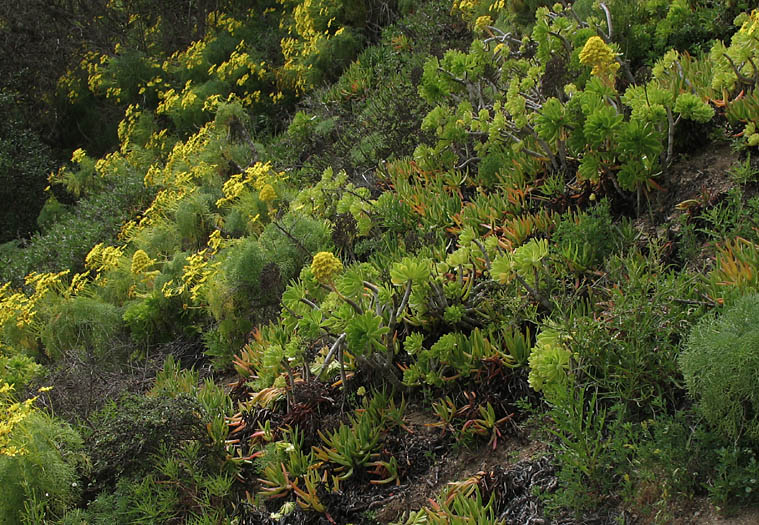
[0,411,84,524]
[122,291,189,346]
[709,445,759,507]
[564,252,706,416]
[553,200,617,271]
[680,293,759,443]
[0,92,56,243]
[39,296,123,360]
[83,393,205,493]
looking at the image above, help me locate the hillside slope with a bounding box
[3,1,759,523]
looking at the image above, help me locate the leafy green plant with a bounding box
[553,200,616,271]
[314,415,381,481]
[709,236,759,302]
[0,411,85,524]
[709,445,759,507]
[729,153,759,183]
[544,389,630,512]
[568,252,705,415]
[83,394,205,492]
[39,295,124,360]
[527,326,572,403]
[680,292,759,443]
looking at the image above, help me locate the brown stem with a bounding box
[514,272,553,312]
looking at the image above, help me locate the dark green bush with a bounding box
[0,171,151,287]
[574,0,749,70]
[680,293,759,443]
[36,196,70,232]
[175,191,217,250]
[0,92,56,243]
[83,393,205,493]
[123,291,190,346]
[568,252,706,415]
[553,200,617,271]
[709,445,759,507]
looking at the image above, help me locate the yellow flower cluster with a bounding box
[117,104,143,153]
[209,42,268,89]
[259,183,277,202]
[579,36,620,87]
[0,270,87,346]
[277,0,347,93]
[71,148,87,164]
[161,249,220,302]
[167,39,208,72]
[0,383,36,457]
[311,252,343,283]
[142,188,192,225]
[86,243,125,273]
[474,16,493,32]
[207,229,225,254]
[739,9,759,36]
[216,162,282,207]
[209,11,245,34]
[156,80,200,116]
[130,250,155,275]
[451,0,504,25]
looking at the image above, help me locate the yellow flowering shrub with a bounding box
[161,248,221,303]
[216,162,283,208]
[0,383,38,457]
[85,243,126,274]
[451,0,506,26]
[0,270,89,356]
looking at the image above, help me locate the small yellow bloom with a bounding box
[259,183,276,202]
[311,252,343,283]
[131,250,154,275]
[579,36,620,87]
[71,148,87,164]
[474,16,492,32]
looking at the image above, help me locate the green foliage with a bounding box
[39,295,123,360]
[314,391,405,481]
[680,293,759,443]
[544,390,631,513]
[527,326,571,402]
[709,445,759,507]
[8,0,759,520]
[83,394,205,492]
[346,312,389,355]
[0,411,84,524]
[0,92,56,243]
[0,167,150,287]
[122,291,189,346]
[595,0,747,69]
[0,353,41,388]
[36,196,69,233]
[175,192,217,250]
[729,154,759,184]
[400,486,501,524]
[402,326,521,387]
[553,200,616,270]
